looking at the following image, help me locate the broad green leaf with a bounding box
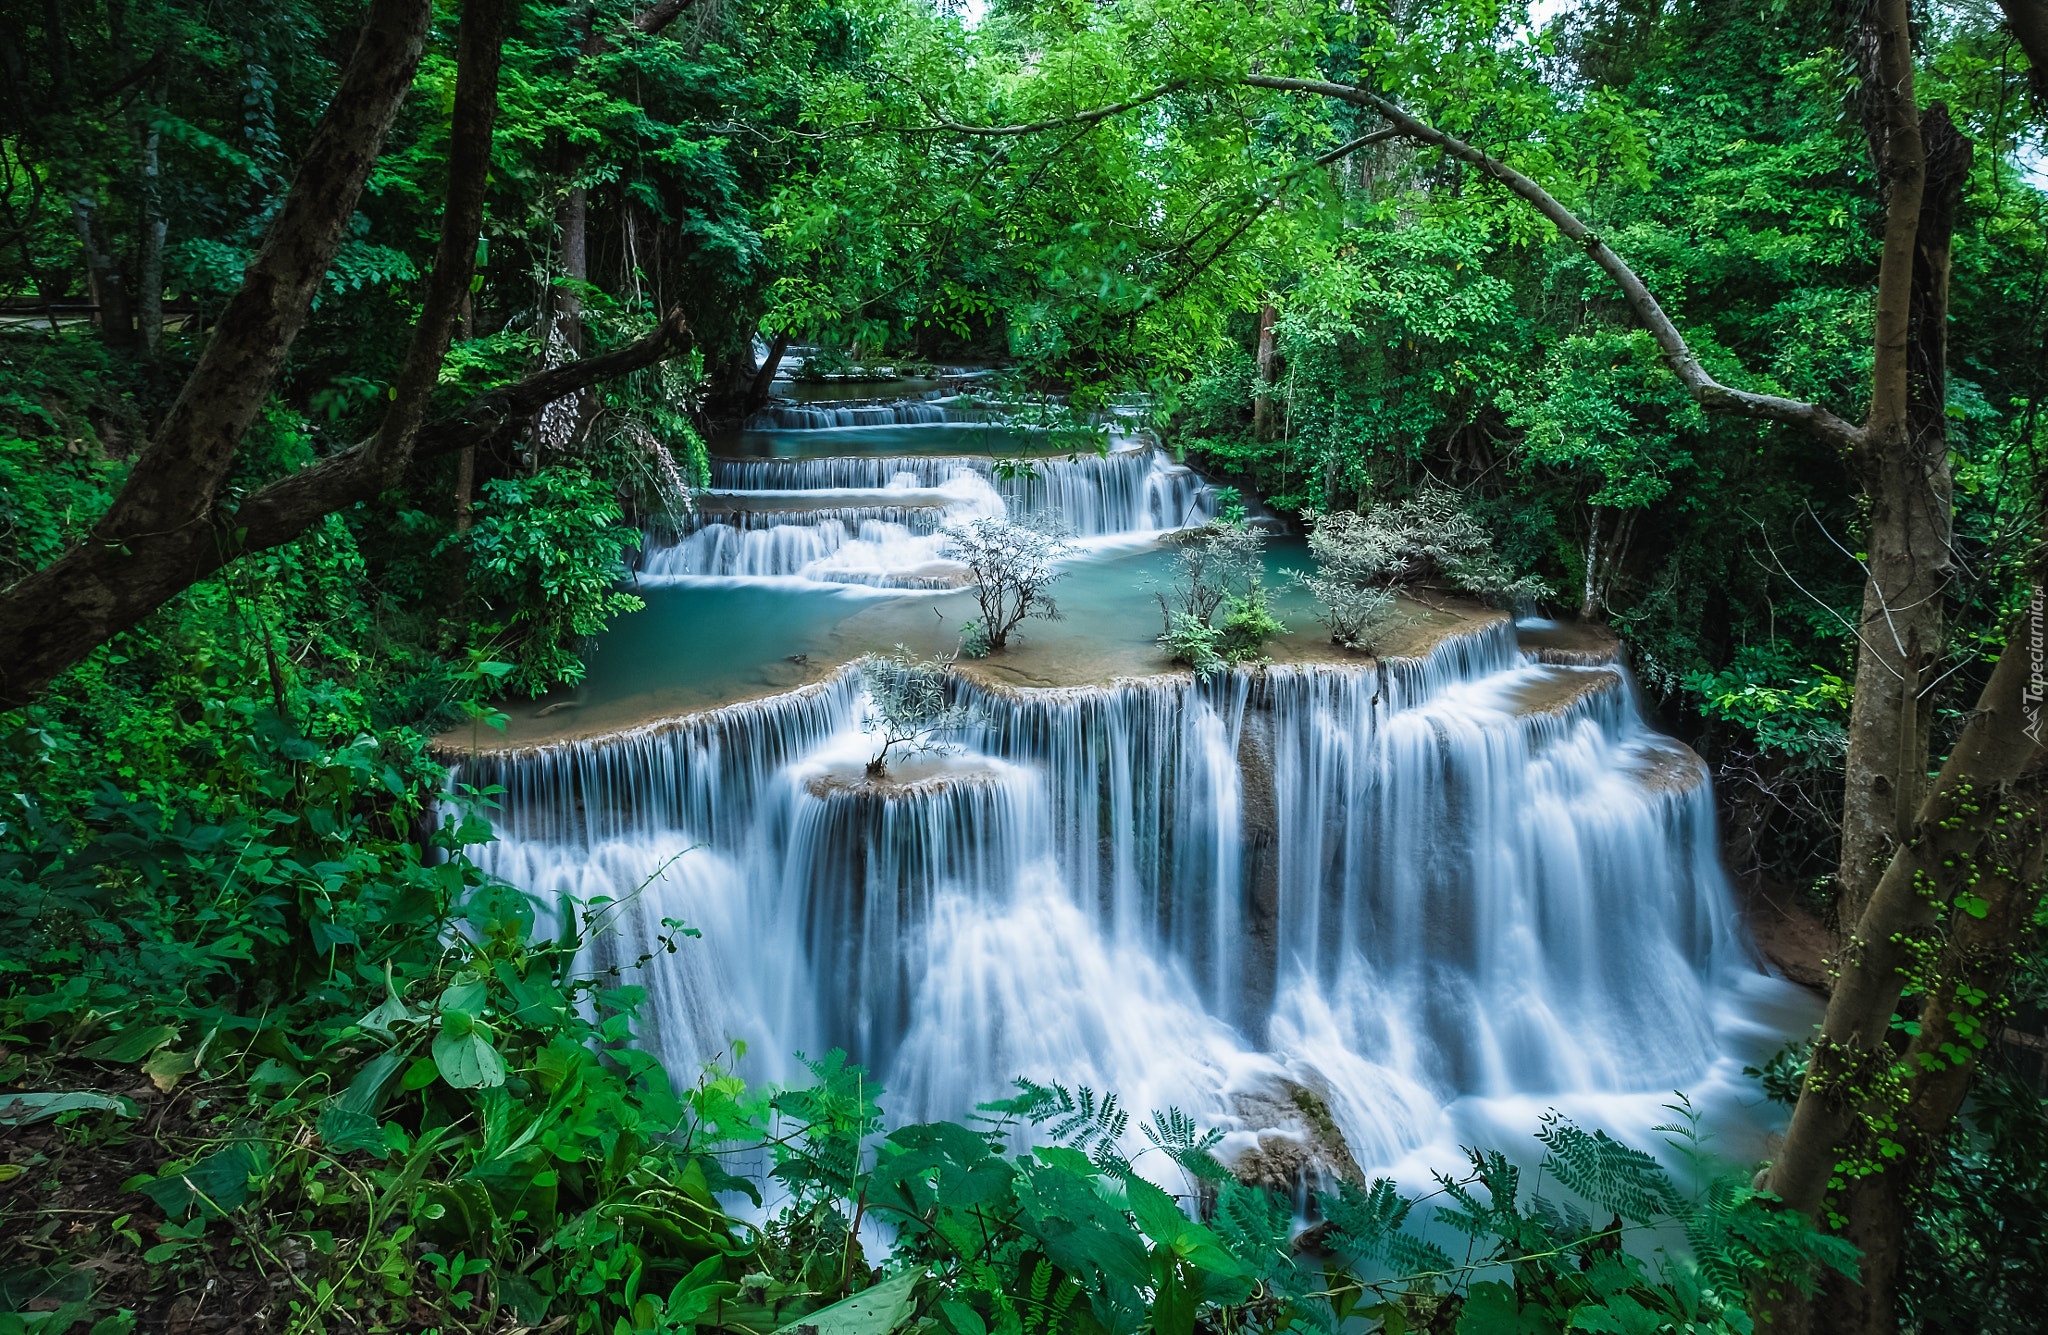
[135,1141,268,1218]
[433,1029,507,1089]
[76,1024,177,1064]
[770,1268,921,1335]
[143,1046,200,1093]
[0,1091,138,1124]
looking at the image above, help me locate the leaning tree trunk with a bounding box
[1813,104,1974,1335]
[1760,588,2048,1222]
[0,0,434,706]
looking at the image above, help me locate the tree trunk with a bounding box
[131,78,168,355]
[748,330,790,412]
[1995,0,2048,108]
[1581,506,1602,619]
[1834,79,1961,933]
[0,0,434,705]
[1253,300,1279,439]
[42,0,135,351]
[1762,601,2048,1220]
[1820,645,2041,1335]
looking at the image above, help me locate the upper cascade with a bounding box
[648,399,1217,585]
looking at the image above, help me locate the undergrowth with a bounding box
[0,707,1853,1333]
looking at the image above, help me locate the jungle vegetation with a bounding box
[0,0,2044,1331]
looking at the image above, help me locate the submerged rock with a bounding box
[1225,1078,1365,1193]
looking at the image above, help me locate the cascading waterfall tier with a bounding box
[647,444,1215,586]
[744,393,988,431]
[466,619,1759,1177]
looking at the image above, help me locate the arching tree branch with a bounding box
[1240,74,1868,456]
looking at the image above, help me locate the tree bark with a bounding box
[0,313,691,710]
[1762,604,2048,1220]
[747,330,790,412]
[0,0,433,705]
[1995,0,2048,108]
[536,0,698,449]
[130,77,167,355]
[1253,300,1279,440]
[42,0,134,350]
[1820,653,2042,1335]
[1833,12,1946,928]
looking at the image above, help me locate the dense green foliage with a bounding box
[3,0,2046,1329]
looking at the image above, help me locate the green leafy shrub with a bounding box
[1295,491,1548,651]
[1687,646,1851,765]
[1151,522,1285,673]
[458,468,646,696]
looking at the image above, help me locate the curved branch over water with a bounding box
[1238,75,1867,456]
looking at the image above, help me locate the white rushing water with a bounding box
[643,442,1215,587]
[468,629,1796,1180]
[467,410,1805,1186]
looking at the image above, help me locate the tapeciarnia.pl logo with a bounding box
[2025,583,2046,746]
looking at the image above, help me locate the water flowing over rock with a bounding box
[461,623,1753,1173]
[456,396,1800,1184]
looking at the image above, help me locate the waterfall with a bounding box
[465,630,1760,1168]
[743,393,985,431]
[461,389,1797,1183]
[657,448,1216,585]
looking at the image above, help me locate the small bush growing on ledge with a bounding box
[1152,521,1287,676]
[454,467,646,696]
[944,517,1072,654]
[860,647,976,778]
[1297,488,1549,650]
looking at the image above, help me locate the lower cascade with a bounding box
[465,617,1774,1179]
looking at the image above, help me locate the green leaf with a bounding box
[333,1049,407,1116]
[0,1091,138,1125]
[143,1046,201,1092]
[497,1268,550,1325]
[770,1269,922,1335]
[135,1142,268,1218]
[1458,1282,1548,1335]
[318,1107,390,1157]
[432,1029,507,1089]
[76,1024,178,1063]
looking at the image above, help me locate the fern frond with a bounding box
[1319,1177,1414,1263]
[1536,1114,1680,1225]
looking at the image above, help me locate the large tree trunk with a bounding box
[1762,602,2048,1215]
[1833,51,1957,932]
[1811,107,1974,1335]
[0,0,434,705]
[1995,0,2048,108]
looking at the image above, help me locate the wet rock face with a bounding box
[1226,1079,1365,1193]
[1515,619,1623,667]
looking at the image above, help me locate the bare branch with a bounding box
[1241,74,1868,456]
